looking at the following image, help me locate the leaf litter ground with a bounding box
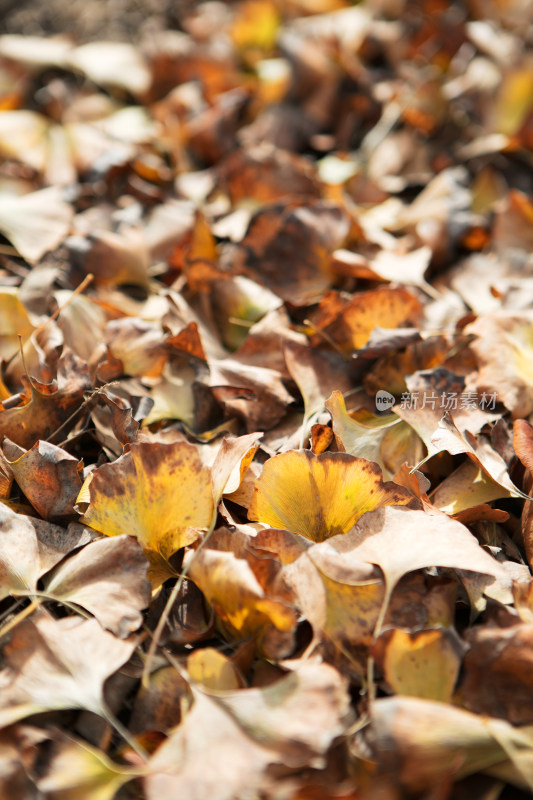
[1,1,533,798]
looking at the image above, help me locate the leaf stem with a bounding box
[366,582,392,706]
[0,598,41,639]
[100,700,149,763]
[141,522,217,688]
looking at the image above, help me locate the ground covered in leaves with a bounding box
[1,1,533,798]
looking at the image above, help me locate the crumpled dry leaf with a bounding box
[343,506,506,596]
[42,535,151,637]
[0,351,91,450]
[223,202,347,306]
[430,459,511,516]
[2,439,83,520]
[462,622,533,724]
[465,312,533,418]
[184,527,297,658]
[325,390,407,478]
[310,286,422,355]
[393,368,501,455]
[0,612,138,728]
[430,412,528,499]
[284,342,353,430]
[0,504,91,601]
[145,661,351,800]
[369,696,533,793]
[144,686,278,800]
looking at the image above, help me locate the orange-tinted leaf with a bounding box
[311,287,422,354]
[0,352,91,449]
[3,439,83,519]
[310,423,333,454]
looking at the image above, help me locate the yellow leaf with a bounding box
[231,0,280,54]
[184,529,297,657]
[376,628,462,703]
[78,442,214,585]
[0,287,34,361]
[187,648,242,691]
[248,449,416,542]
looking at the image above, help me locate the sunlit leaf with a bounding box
[187,648,243,691]
[184,528,296,657]
[248,449,417,542]
[0,288,34,361]
[345,506,506,596]
[325,390,402,476]
[78,441,215,585]
[0,612,138,727]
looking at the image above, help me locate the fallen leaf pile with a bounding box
[1,1,533,797]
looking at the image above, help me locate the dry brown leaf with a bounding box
[0,351,91,450]
[310,287,422,355]
[2,439,83,520]
[42,536,151,637]
[337,505,506,598]
[0,187,73,264]
[0,611,138,728]
[369,696,533,793]
[0,504,91,601]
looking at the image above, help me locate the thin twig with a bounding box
[141,521,218,689]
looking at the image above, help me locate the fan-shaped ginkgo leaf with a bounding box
[78,441,214,585]
[248,450,417,542]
